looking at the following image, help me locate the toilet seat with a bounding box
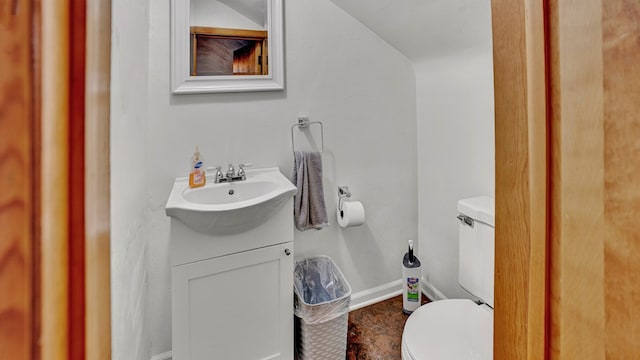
[402,299,493,360]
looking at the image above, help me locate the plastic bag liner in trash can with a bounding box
[293,256,352,360]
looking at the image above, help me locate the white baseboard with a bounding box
[421,276,447,301]
[349,279,402,312]
[150,350,172,360]
[348,277,448,312]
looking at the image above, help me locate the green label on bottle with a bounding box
[407,277,419,302]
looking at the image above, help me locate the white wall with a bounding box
[110,1,151,360]
[416,40,495,298]
[326,0,496,301]
[191,0,265,30]
[112,0,418,358]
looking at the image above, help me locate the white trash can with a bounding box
[293,256,352,360]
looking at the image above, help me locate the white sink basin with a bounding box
[165,167,296,234]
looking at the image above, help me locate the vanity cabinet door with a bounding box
[172,242,294,360]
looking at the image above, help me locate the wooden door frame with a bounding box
[492,0,548,358]
[42,0,112,358]
[547,0,605,358]
[0,0,111,358]
[491,0,640,358]
[84,0,112,358]
[0,0,37,358]
[40,0,72,357]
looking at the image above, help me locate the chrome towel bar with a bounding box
[291,116,324,154]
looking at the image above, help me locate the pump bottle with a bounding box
[189,146,206,188]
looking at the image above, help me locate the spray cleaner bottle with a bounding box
[402,240,422,314]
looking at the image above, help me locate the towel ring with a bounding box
[291,117,324,154]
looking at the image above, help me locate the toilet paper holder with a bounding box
[338,186,352,213]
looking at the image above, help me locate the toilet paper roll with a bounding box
[337,201,365,228]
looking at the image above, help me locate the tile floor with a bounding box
[346,295,430,360]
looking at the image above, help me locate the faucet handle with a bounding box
[237,163,253,178]
[207,166,223,179]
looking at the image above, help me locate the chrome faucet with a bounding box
[209,163,251,183]
[226,164,235,179]
[237,163,249,179]
[207,166,224,183]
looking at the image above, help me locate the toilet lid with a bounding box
[402,299,493,360]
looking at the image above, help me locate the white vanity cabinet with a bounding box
[165,168,296,360]
[172,242,293,360]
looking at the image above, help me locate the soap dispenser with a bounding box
[189,146,206,188]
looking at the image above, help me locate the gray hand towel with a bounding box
[293,151,328,231]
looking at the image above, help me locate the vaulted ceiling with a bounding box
[328,0,493,62]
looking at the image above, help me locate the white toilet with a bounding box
[401,196,494,360]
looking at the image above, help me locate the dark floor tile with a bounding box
[347,295,429,360]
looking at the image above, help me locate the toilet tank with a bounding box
[457,196,495,307]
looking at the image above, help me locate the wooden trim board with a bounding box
[491,0,548,358]
[40,0,71,358]
[190,26,267,39]
[548,0,605,358]
[601,1,640,357]
[0,0,36,358]
[85,0,112,359]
